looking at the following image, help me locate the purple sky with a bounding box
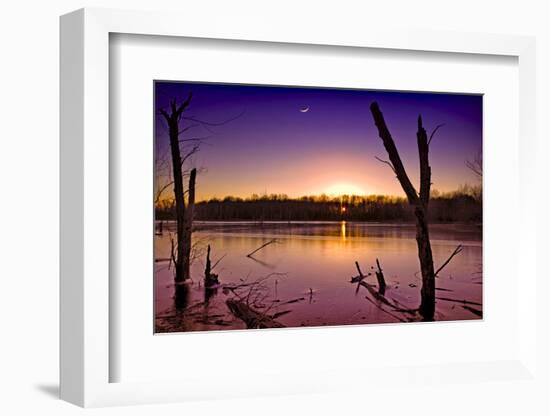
[155,81,482,201]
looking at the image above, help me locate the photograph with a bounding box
[154,81,483,333]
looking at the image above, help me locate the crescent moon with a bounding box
[300,106,310,113]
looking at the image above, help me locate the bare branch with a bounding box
[374,156,396,174]
[178,135,212,144]
[465,148,483,177]
[246,239,278,258]
[175,92,193,119]
[417,115,431,206]
[155,180,174,204]
[465,160,482,177]
[159,108,170,122]
[434,245,463,277]
[182,108,245,127]
[180,144,201,167]
[211,254,226,271]
[428,123,445,146]
[178,123,200,135]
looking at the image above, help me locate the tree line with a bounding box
[156,185,481,223]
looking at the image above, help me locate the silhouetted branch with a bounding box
[155,181,174,204]
[374,156,396,174]
[246,239,277,258]
[465,147,483,177]
[178,123,200,135]
[182,108,245,127]
[179,136,212,144]
[428,123,445,146]
[434,245,463,277]
[351,261,371,284]
[435,296,482,306]
[211,254,226,271]
[417,115,431,206]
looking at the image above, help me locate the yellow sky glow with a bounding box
[323,183,367,197]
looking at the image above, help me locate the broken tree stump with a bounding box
[204,244,219,288]
[375,258,386,295]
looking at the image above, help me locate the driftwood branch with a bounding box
[226,299,285,329]
[352,261,416,316]
[362,295,407,323]
[246,239,277,258]
[434,245,463,277]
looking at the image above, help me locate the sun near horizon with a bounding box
[323,183,368,197]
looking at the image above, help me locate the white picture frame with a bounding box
[60,7,538,407]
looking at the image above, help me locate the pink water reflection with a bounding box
[155,222,482,333]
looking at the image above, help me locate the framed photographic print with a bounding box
[153,81,483,333]
[60,8,538,408]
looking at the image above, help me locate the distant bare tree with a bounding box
[466,148,483,178]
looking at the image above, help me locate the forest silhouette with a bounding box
[156,185,481,223]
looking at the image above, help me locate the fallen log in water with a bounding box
[359,281,417,315]
[352,260,417,317]
[351,261,371,283]
[226,299,285,329]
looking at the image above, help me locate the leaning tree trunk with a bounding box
[159,94,193,283]
[369,102,436,321]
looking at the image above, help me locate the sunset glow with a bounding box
[155,82,483,203]
[324,183,367,197]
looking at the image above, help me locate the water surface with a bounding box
[155,221,482,332]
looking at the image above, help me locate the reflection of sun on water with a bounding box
[340,221,347,241]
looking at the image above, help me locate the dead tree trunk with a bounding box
[375,258,386,295]
[182,168,196,280]
[369,102,436,321]
[159,93,193,283]
[204,244,219,288]
[205,244,212,281]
